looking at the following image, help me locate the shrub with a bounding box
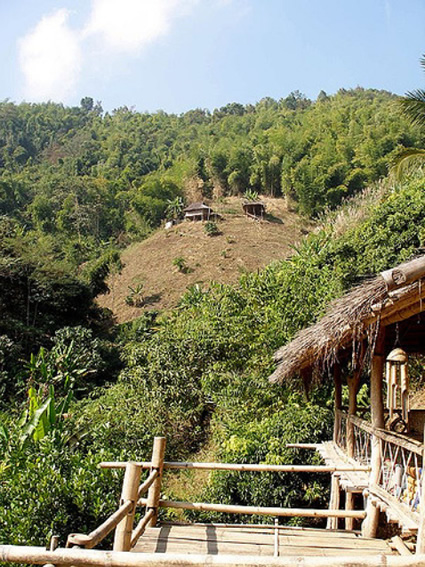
[172,256,189,273]
[204,221,220,237]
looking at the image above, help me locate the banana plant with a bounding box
[19,384,73,447]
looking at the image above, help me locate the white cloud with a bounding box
[17,0,211,102]
[18,9,81,102]
[83,0,198,53]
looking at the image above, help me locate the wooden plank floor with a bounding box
[317,441,369,493]
[133,523,396,557]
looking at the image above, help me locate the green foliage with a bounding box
[172,256,190,273]
[3,92,425,545]
[125,282,145,307]
[243,189,259,202]
[166,196,185,220]
[81,249,122,296]
[204,221,221,237]
[0,435,120,546]
[185,400,332,523]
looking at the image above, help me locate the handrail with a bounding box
[100,461,369,472]
[137,469,159,499]
[137,497,366,519]
[336,410,423,456]
[67,499,133,549]
[3,544,425,567]
[130,509,155,548]
[66,469,159,550]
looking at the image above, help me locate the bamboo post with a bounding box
[326,473,340,529]
[333,364,342,443]
[415,424,425,554]
[362,326,386,538]
[146,437,166,528]
[345,492,354,531]
[113,462,142,552]
[346,379,358,459]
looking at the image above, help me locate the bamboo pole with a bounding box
[113,462,142,552]
[138,497,365,519]
[67,500,133,549]
[345,493,354,531]
[415,423,425,554]
[4,545,425,567]
[138,470,159,499]
[381,257,425,291]
[346,379,358,459]
[362,326,385,538]
[131,509,155,548]
[146,437,166,528]
[101,462,369,473]
[333,364,342,444]
[327,474,341,529]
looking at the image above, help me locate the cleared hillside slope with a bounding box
[98,197,313,322]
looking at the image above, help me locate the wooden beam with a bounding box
[67,500,133,549]
[3,545,425,567]
[362,326,385,538]
[138,497,366,519]
[146,437,166,528]
[113,463,142,552]
[381,257,425,292]
[345,493,355,531]
[333,364,342,444]
[102,461,369,473]
[327,473,341,529]
[416,423,425,554]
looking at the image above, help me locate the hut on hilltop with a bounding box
[270,255,425,544]
[242,201,265,220]
[183,202,212,221]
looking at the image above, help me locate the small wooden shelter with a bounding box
[183,202,212,221]
[270,255,425,548]
[243,201,265,220]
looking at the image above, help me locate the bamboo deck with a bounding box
[317,441,369,492]
[132,523,395,557]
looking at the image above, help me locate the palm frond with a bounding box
[398,90,425,126]
[390,147,425,180]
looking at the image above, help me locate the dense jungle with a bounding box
[1,86,425,546]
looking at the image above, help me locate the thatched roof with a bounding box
[270,256,425,384]
[184,202,211,212]
[242,201,265,208]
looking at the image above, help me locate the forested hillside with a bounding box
[2,88,425,547]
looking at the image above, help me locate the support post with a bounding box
[146,437,166,528]
[347,342,365,458]
[345,492,354,531]
[416,424,425,554]
[346,379,358,459]
[113,462,142,552]
[333,364,342,444]
[327,473,340,530]
[362,326,386,538]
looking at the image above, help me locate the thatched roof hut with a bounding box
[270,255,425,385]
[183,202,212,221]
[242,201,265,220]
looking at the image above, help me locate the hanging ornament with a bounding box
[386,347,409,423]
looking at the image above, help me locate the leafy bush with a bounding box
[204,221,221,237]
[0,435,120,547]
[172,256,190,273]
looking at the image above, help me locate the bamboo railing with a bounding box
[64,435,372,554]
[3,544,425,567]
[335,410,424,527]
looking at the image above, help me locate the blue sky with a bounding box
[1,0,425,113]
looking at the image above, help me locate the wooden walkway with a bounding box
[133,523,395,557]
[317,441,369,493]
